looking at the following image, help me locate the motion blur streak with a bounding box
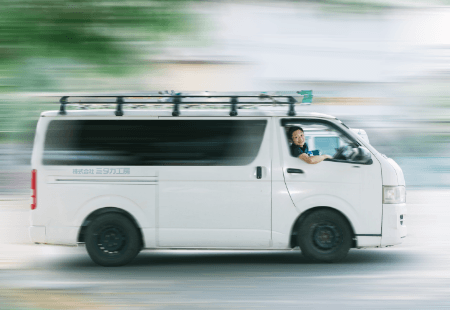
[0,0,449,309]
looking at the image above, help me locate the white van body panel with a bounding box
[270,118,299,248]
[356,236,382,247]
[36,175,157,246]
[271,181,299,248]
[386,158,406,186]
[74,193,155,230]
[157,167,272,248]
[74,192,157,248]
[328,125,406,247]
[276,118,383,236]
[156,117,272,248]
[381,203,407,246]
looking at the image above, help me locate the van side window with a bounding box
[43,120,267,166]
[314,136,340,156]
[283,119,360,162]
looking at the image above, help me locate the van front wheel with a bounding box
[85,213,141,267]
[298,210,352,263]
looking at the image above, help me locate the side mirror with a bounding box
[351,146,372,164]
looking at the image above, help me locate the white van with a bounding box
[29,93,407,266]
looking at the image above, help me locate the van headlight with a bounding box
[383,186,406,204]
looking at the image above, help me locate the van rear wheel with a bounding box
[85,213,141,267]
[298,210,352,263]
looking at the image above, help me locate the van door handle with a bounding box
[256,166,262,179]
[287,168,304,174]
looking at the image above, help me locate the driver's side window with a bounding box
[284,120,361,163]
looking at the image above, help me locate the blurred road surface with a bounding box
[0,189,449,309]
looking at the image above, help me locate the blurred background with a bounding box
[0,0,450,308]
[1,0,449,193]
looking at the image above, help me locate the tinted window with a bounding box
[43,119,267,166]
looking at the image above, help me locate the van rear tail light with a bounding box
[31,169,37,210]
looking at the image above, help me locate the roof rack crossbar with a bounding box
[56,91,312,116]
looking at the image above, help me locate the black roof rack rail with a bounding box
[57,91,313,116]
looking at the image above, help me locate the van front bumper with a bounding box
[381,203,407,246]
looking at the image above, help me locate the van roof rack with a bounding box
[57,90,313,117]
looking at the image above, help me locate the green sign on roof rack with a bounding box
[298,90,313,104]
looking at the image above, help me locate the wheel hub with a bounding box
[98,227,126,253]
[313,224,340,250]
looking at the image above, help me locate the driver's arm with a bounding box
[299,153,332,164]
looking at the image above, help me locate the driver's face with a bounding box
[292,130,305,147]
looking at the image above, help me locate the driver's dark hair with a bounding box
[288,126,304,140]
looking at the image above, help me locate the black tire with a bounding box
[85,213,141,267]
[297,209,352,263]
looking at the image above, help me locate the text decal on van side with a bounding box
[72,168,131,175]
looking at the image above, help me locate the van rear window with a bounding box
[43,119,267,166]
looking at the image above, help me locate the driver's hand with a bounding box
[325,155,333,159]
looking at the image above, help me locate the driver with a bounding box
[288,126,332,164]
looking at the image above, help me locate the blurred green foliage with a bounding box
[0,0,194,76]
[0,0,197,141]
